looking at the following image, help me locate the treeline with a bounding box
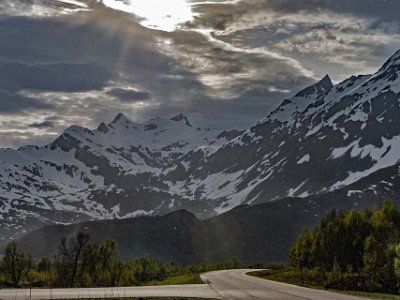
[0,232,241,288]
[289,201,400,293]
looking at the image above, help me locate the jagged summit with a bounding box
[265,74,334,124]
[170,113,192,127]
[379,49,400,72]
[97,122,109,133]
[111,113,132,125]
[319,74,334,89]
[294,74,333,98]
[59,125,93,140]
[369,49,400,84]
[109,112,193,128]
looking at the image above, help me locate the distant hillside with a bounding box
[14,180,399,264]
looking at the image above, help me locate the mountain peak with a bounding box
[319,74,333,89]
[170,113,192,127]
[64,125,88,134]
[294,75,333,98]
[387,48,400,62]
[97,122,109,133]
[111,113,132,125]
[378,49,400,73]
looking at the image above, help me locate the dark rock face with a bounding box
[294,74,333,98]
[170,114,192,127]
[1,50,400,243]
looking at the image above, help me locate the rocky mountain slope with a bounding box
[1,49,400,242]
[168,49,400,212]
[0,114,239,240]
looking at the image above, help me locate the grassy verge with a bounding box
[248,269,322,288]
[60,298,213,300]
[144,274,203,286]
[249,270,400,300]
[336,291,400,300]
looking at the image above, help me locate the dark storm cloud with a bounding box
[132,85,294,131]
[0,15,120,93]
[0,89,53,113]
[189,0,400,23]
[188,1,257,31]
[0,61,112,92]
[192,0,400,80]
[1,0,399,148]
[29,121,55,129]
[0,9,210,114]
[163,28,314,97]
[260,0,400,20]
[106,88,152,102]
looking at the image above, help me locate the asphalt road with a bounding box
[0,269,372,300]
[200,269,372,300]
[0,284,218,300]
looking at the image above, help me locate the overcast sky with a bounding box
[0,0,400,148]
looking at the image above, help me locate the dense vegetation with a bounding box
[0,233,241,288]
[289,201,400,293]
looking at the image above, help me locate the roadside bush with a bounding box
[289,201,400,293]
[0,233,248,288]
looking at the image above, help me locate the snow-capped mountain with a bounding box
[0,113,238,240]
[1,49,400,242]
[166,49,400,213]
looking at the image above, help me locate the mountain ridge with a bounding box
[1,49,400,242]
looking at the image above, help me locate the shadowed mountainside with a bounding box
[14,172,400,264]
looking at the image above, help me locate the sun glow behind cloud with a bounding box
[101,0,195,32]
[1,0,400,148]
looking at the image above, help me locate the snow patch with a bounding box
[297,154,310,164]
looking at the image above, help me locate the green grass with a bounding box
[336,291,400,300]
[144,274,203,286]
[63,297,213,300]
[248,269,322,288]
[249,270,400,300]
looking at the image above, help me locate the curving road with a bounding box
[0,269,372,300]
[200,269,371,300]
